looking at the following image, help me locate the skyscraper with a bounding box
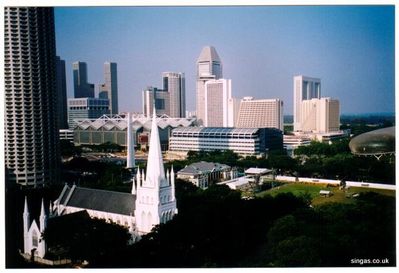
[101,62,119,114]
[73,61,95,98]
[196,46,222,125]
[142,86,170,117]
[204,79,232,127]
[56,56,68,129]
[236,97,284,130]
[300,97,340,133]
[98,83,108,99]
[162,72,185,118]
[142,72,185,118]
[4,7,60,186]
[293,75,321,131]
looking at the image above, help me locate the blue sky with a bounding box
[54,6,395,114]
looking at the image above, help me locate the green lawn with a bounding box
[257,182,395,206]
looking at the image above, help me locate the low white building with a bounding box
[177,161,237,189]
[59,129,74,142]
[169,127,283,156]
[283,134,312,157]
[219,167,273,191]
[219,176,250,190]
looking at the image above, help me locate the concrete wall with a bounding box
[275,175,395,190]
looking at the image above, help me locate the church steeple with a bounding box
[40,198,47,232]
[134,106,177,235]
[144,106,165,188]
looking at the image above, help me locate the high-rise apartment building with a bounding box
[56,56,68,129]
[300,97,340,133]
[196,46,222,125]
[162,72,185,118]
[67,98,110,129]
[293,75,321,131]
[236,97,284,130]
[73,61,95,98]
[204,79,232,127]
[99,62,119,114]
[4,7,60,186]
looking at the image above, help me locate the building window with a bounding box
[32,230,38,247]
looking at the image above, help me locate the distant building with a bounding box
[236,97,283,130]
[56,56,68,129]
[59,129,74,143]
[283,134,311,157]
[186,110,197,118]
[219,167,272,190]
[177,161,237,189]
[67,98,110,129]
[293,75,321,131]
[73,113,197,150]
[196,46,223,125]
[143,86,170,117]
[142,72,185,118]
[300,97,340,133]
[285,130,350,156]
[98,83,108,99]
[306,130,350,143]
[163,72,185,118]
[169,127,283,156]
[4,7,60,186]
[99,62,119,114]
[227,97,240,127]
[73,61,95,98]
[204,79,232,127]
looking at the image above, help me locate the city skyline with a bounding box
[54,6,395,115]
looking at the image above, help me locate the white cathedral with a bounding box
[22,108,178,258]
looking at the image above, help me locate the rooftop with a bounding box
[178,161,230,175]
[245,167,272,175]
[197,46,221,63]
[349,126,395,156]
[58,185,136,216]
[74,114,196,130]
[171,127,260,137]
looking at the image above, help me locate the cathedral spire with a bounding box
[23,196,29,215]
[40,198,47,232]
[23,196,31,255]
[145,106,165,188]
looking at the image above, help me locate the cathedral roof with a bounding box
[58,185,136,216]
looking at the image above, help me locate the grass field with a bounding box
[257,182,395,206]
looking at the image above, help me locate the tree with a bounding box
[60,139,81,157]
[44,212,131,262]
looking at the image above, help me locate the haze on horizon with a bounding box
[54,6,395,115]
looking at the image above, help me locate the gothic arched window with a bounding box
[32,230,38,247]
